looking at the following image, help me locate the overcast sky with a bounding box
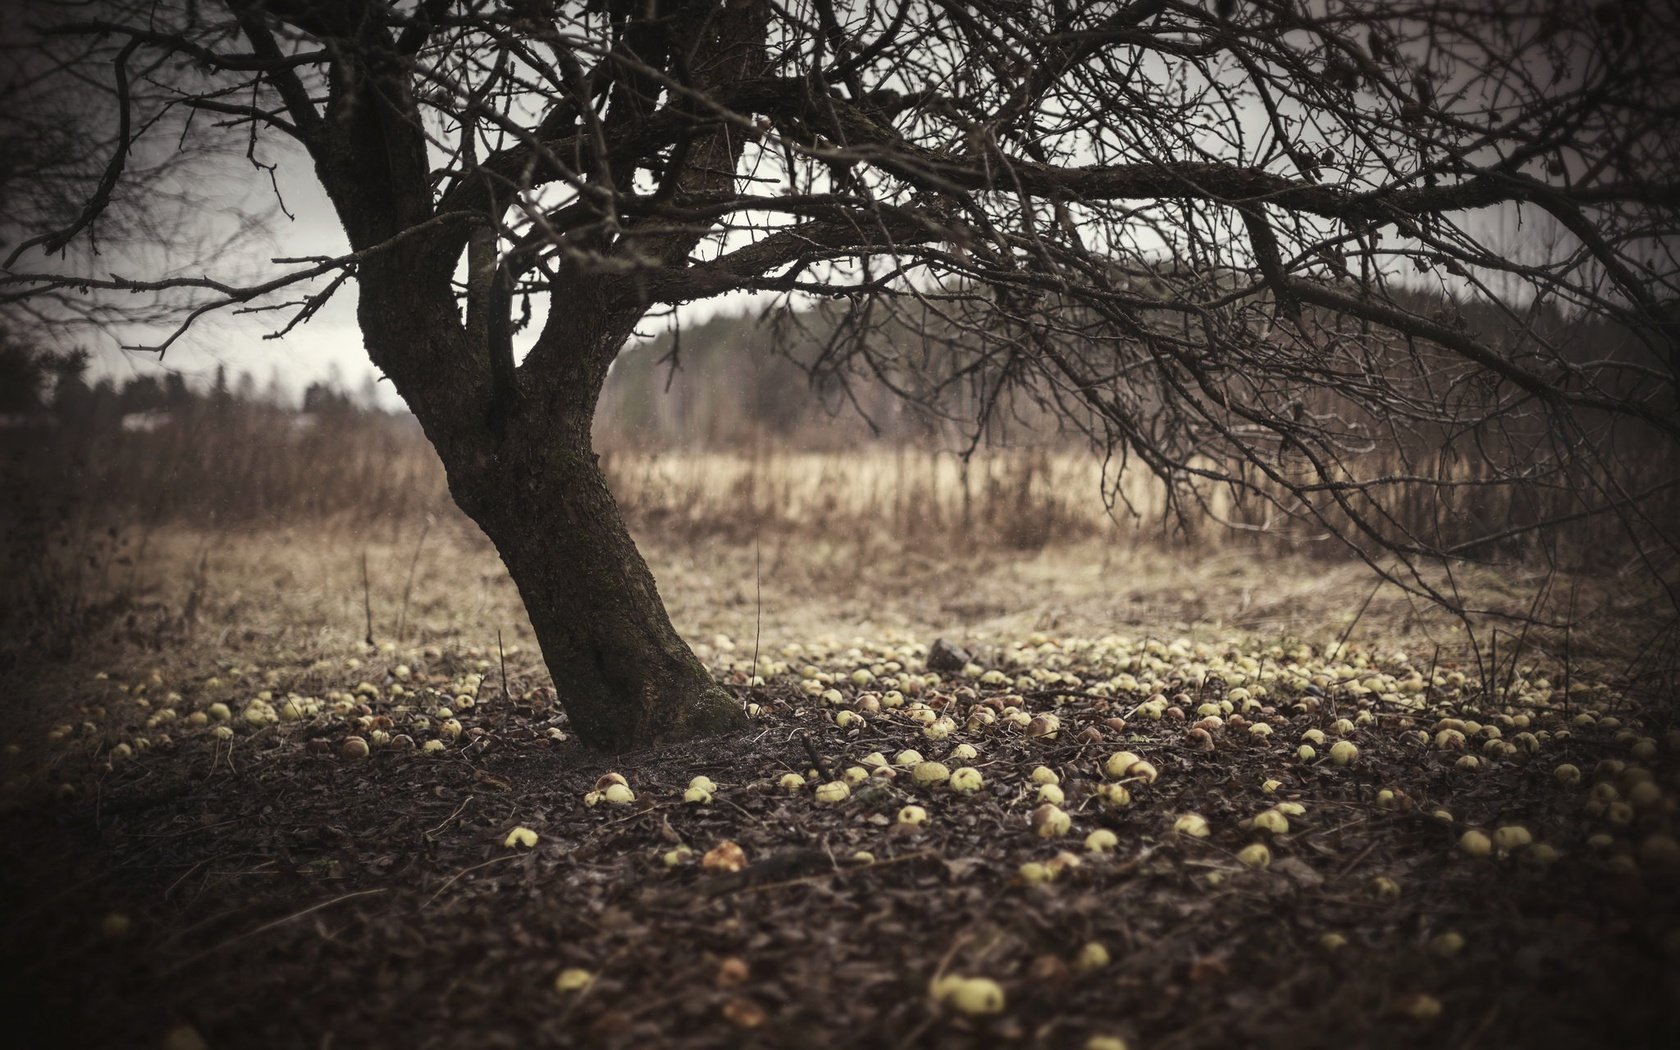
[76,167,762,411]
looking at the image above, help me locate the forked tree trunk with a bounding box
[447,433,746,751]
[314,0,770,753]
[356,246,744,751]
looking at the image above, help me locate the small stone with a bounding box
[927,638,973,672]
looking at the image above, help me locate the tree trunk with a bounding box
[448,430,746,752]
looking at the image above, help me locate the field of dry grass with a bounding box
[7,424,1672,758]
[10,409,1668,679]
[7,511,1645,693]
[6,490,1666,804]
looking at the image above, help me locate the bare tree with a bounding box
[4,0,1677,749]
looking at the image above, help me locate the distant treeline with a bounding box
[0,331,382,427]
[2,287,1674,570]
[9,287,1660,454]
[0,327,438,533]
[596,289,1675,453]
[596,306,1068,450]
[597,310,912,449]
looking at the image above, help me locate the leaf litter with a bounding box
[2,631,1676,1049]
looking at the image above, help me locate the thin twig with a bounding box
[1328,576,1383,661]
[423,794,475,840]
[395,512,434,643]
[425,854,523,908]
[751,528,763,684]
[737,849,939,896]
[360,550,374,647]
[799,729,835,785]
[167,888,386,973]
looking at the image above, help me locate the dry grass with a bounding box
[16,413,1195,548]
[18,513,1660,730]
[601,446,1202,549]
[5,519,1453,661]
[14,404,1674,567]
[5,406,1674,716]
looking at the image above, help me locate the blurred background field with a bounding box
[2,312,1675,696]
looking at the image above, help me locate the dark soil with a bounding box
[3,650,1677,1050]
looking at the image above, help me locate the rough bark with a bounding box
[351,280,743,751]
[450,439,746,752]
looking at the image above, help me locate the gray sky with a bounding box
[92,162,415,409]
[73,152,751,411]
